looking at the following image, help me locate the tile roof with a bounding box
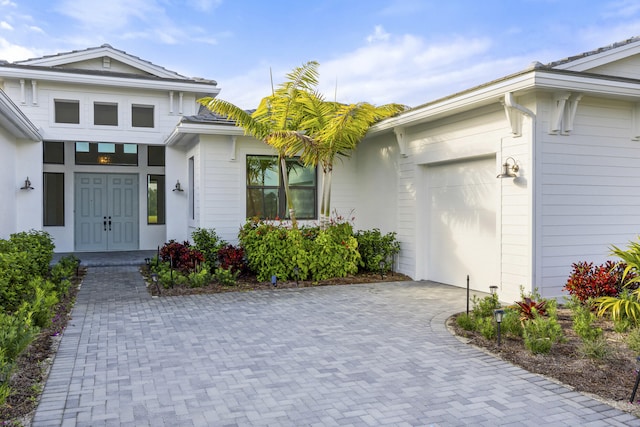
[545,36,640,68]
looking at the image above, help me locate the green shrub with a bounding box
[213,268,239,286]
[239,219,312,282]
[477,317,496,340]
[8,230,54,277]
[355,228,400,273]
[578,337,609,359]
[571,302,602,342]
[501,308,523,337]
[456,313,475,331]
[627,327,640,353]
[614,318,633,333]
[187,267,211,288]
[471,294,500,319]
[191,228,227,266]
[28,278,58,329]
[523,315,563,354]
[0,250,35,312]
[308,223,360,281]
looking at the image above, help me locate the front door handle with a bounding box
[103,216,107,231]
[108,216,112,231]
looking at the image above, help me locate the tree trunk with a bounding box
[280,155,297,228]
[320,164,333,230]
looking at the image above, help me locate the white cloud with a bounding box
[215,32,524,109]
[0,21,12,30]
[0,1,17,7]
[366,25,390,43]
[0,37,36,61]
[28,25,44,34]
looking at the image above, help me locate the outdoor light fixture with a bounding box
[20,177,34,190]
[172,180,184,192]
[145,258,151,270]
[271,275,277,287]
[630,356,640,403]
[489,285,498,295]
[379,259,385,279]
[494,309,505,346]
[496,157,519,178]
[150,273,161,295]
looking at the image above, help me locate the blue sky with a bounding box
[1,0,640,109]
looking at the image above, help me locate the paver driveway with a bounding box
[32,266,638,426]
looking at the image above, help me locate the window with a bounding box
[43,173,64,226]
[75,142,138,166]
[43,141,64,164]
[148,145,165,166]
[94,102,118,126]
[147,175,165,224]
[246,155,316,219]
[54,100,79,124]
[132,105,154,128]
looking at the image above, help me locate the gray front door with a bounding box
[75,173,139,251]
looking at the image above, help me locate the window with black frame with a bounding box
[246,155,316,220]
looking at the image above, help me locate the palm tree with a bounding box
[273,93,406,228]
[199,61,406,229]
[198,61,319,227]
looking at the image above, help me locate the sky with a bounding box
[1,0,640,109]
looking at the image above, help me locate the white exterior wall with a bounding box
[352,134,399,234]
[0,129,18,238]
[0,133,42,239]
[2,80,195,143]
[361,103,533,302]
[537,95,640,298]
[0,78,197,252]
[183,135,360,245]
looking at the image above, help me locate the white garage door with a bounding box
[426,156,498,290]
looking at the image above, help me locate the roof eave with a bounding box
[165,122,245,146]
[0,90,41,141]
[370,69,640,135]
[0,65,220,94]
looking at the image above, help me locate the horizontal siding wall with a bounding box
[3,79,188,145]
[378,103,532,296]
[538,95,640,297]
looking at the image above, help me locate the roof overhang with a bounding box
[0,65,220,95]
[370,68,640,135]
[165,122,245,146]
[0,90,41,141]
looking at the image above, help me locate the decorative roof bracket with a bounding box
[393,127,408,157]
[503,93,534,137]
[230,135,237,160]
[549,92,582,135]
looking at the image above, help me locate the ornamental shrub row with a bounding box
[0,230,78,406]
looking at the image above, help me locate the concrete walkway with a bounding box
[32,266,639,426]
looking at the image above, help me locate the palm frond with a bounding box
[198,97,270,139]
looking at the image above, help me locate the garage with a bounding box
[426,155,498,290]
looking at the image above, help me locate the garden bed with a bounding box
[448,307,640,418]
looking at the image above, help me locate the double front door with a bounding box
[75,173,139,251]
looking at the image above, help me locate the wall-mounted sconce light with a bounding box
[20,177,34,190]
[172,180,184,192]
[497,157,520,178]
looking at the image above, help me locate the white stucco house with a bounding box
[3,39,640,301]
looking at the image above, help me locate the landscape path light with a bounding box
[494,309,504,346]
[379,259,385,279]
[293,267,300,287]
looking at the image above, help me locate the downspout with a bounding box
[502,92,537,296]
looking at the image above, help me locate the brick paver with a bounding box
[31,266,640,426]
